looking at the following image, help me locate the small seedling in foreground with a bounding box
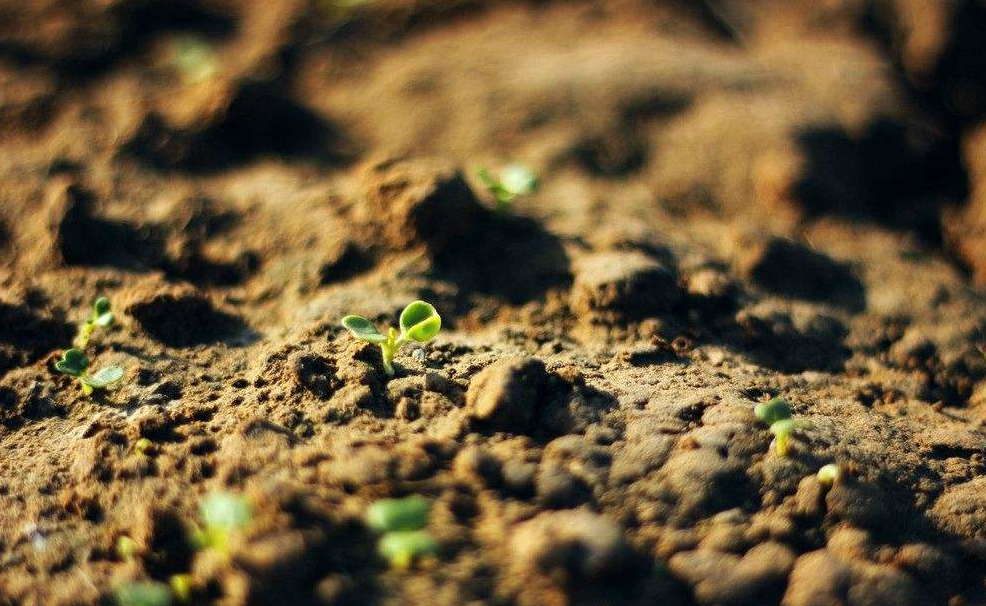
[191,492,253,558]
[75,297,115,349]
[378,529,438,569]
[169,574,193,603]
[116,536,138,562]
[476,164,538,211]
[366,496,430,532]
[817,463,842,486]
[367,496,436,569]
[134,438,153,454]
[55,348,124,395]
[768,418,813,457]
[341,301,441,376]
[754,397,791,425]
[115,581,172,606]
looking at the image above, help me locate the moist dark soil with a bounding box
[3,1,986,605]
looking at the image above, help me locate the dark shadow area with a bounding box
[744,238,867,313]
[433,213,571,305]
[0,0,236,79]
[724,310,850,374]
[794,119,965,245]
[57,186,166,270]
[0,386,65,430]
[0,301,73,376]
[126,292,258,348]
[121,83,360,173]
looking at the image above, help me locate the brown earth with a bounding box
[2,1,986,605]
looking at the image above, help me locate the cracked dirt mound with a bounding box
[3,1,986,605]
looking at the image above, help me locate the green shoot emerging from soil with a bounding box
[192,492,252,558]
[754,397,810,457]
[476,163,538,212]
[817,463,842,486]
[341,301,441,376]
[366,496,437,569]
[55,348,124,395]
[115,581,172,606]
[75,296,115,349]
[171,35,218,84]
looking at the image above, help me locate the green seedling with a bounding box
[55,348,124,395]
[115,581,172,606]
[116,536,138,562]
[769,418,812,457]
[476,163,538,211]
[169,574,192,603]
[134,438,153,454]
[754,397,791,425]
[341,301,441,376]
[171,35,218,84]
[366,496,430,532]
[191,492,253,558]
[817,463,842,486]
[378,530,438,569]
[75,296,115,349]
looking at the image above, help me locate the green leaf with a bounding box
[341,315,387,343]
[399,301,441,342]
[200,492,252,533]
[115,581,173,606]
[378,530,438,568]
[754,397,791,425]
[81,366,124,389]
[500,163,538,196]
[56,349,89,376]
[366,496,430,532]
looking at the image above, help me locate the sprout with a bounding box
[116,536,137,562]
[74,296,115,349]
[134,438,153,454]
[171,35,217,84]
[169,575,192,603]
[115,581,172,606]
[769,418,812,457]
[476,163,538,212]
[378,530,438,569]
[817,463,842,486]
[341,301,441,376]
[366,496,430,533]
[55,348,124,395]
[192,492,252,558]
[754,397,791,425]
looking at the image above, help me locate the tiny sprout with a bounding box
[754,397,791,425]
[476,163,538,211]
[169,574,193,603]
[366,496,430,533]
[341,301,441,376]
[378,530,438,569]
[134,438,153,454]
[115,581,172,606]
[769,418,812,457]
[192,492,252,557]
[817,463,842,486]
[55,348,124,395]
[171,35,218,84]
[75,296,115,349]
[117,536,137,561]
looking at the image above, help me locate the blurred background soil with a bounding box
[3,1,986,605]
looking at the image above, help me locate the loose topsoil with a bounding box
[3,1,986,605]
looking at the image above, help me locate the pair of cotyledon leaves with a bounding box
[341,301,441,344]
[55,348,124,389]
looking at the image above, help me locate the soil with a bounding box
[2,1,986,605]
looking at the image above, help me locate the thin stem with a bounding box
[74,321,95,349]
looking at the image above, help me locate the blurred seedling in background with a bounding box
[115,581,172,606]
[116,536,138,562]
[366,496,437,569]
[170,34,218,84]
[191,492,253,559]
[476,163,538,212]
[55,348,124,395]
[817,463,842,486]
[341,301,441,376]
[754,397,811,457]
[75,296,114,349]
